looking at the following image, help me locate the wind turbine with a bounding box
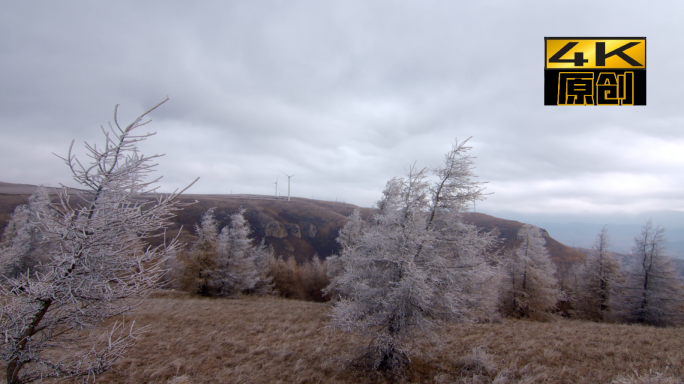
[272,176,279,198]
[280,171,298,202]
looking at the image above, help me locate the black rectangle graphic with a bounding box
[544,70,646,106]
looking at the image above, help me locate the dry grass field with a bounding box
[5,291,681,384]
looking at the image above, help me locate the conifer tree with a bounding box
[0,99,196,384]
[572,226,622,321]
[0,186,52,280]
[217,209,273,295]
[501,224,559,318]
[187,208,222,295]
[186,208,272,296]
[620,221,684,326]
[325,138,499,372]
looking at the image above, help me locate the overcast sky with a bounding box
[2,1,684,227]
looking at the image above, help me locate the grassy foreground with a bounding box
[6,291,684,384]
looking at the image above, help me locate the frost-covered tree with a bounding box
[186,208,222,295]
[500,224,559,318]
[325,138,499,372]
[217,209,273,295]
[0,99,197,384]
[185,208,272,296]
[250,238,276,295]
[571,226,622,321]
[620,221,684,326]
[325,209,364,289]
[0,187,52,280]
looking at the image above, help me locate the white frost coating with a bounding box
[325,138,500,371]
[190,208,273,296]
[0,186,51,280]
[0,99,197,384]
[571,226,623,322]
[620,221,684,326]
[500,224,559,318]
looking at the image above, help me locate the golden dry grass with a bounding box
[417,319,684,383]
[54,291,364,384]
[3,292,684,383]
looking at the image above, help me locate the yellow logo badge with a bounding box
[544,38,646,106]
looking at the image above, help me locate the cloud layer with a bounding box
[2,1,683,220]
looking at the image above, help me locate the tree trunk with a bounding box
[6,299,52,384]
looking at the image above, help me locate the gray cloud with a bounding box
[1,0,683,222]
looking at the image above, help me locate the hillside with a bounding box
[169,194,358,263]
[0,182,586,271]
[461,212,587,274]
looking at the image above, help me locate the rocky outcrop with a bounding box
[266,222,302,239]
[305,223,317,237]
[286,224,301,238]
[265,222,287,238]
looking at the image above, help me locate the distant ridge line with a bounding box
[0,182,354,206]
[181,193,288,201]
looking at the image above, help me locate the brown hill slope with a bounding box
[0,181,41,195]
[168,194,357,263]
[461,212,587,274]
[0,182,586,272]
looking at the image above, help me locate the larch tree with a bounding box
[571,226,622,321]
[0,99,197,384]
[324,138,500,372]
[250,238,276,295]
[186,208,222,295]
[184,208,272,296]
[217,209,273,295]
[0,187,52,280]
[500,224,559,318]
[621,221,684,326]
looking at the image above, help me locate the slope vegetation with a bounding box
[0,182,585,271]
